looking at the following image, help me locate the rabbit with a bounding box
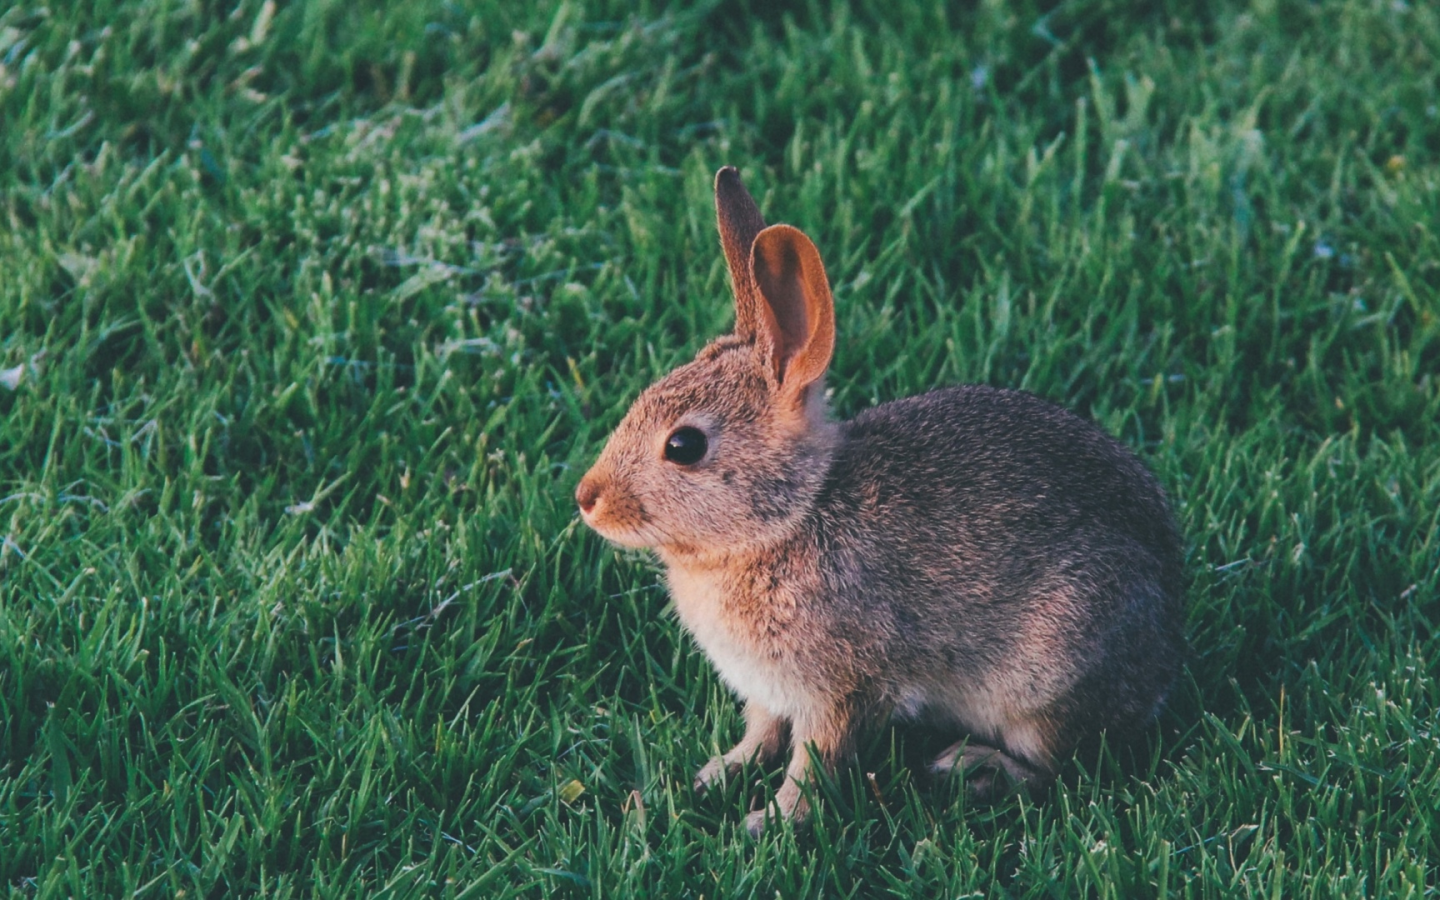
[575,166,1185,836]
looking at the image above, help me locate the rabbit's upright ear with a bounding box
[750,224,836,398]
[714,167,767,341]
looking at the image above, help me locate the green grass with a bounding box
[2,0,1438,895]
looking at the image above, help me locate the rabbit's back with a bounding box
[813,385,1184,746]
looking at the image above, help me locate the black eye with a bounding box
[664,427,708,465]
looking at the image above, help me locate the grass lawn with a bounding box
[2,0,1438,895]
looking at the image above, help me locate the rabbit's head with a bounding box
[576,168,838,556]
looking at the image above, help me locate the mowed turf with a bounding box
[1,0,1438,896]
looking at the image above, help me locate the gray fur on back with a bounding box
[806,385,1184,756]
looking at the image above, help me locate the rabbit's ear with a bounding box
[750,224,835,396]
[714,166,767,340]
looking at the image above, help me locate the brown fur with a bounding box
[576,167,1185,836]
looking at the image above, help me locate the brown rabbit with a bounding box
[575,167,1185,835]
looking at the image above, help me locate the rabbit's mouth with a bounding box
[581,513,659,550]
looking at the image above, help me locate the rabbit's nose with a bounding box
[575,478,600,515]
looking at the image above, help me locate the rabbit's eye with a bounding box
[664,427,708,465]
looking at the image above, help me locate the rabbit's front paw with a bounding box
[744,807,772,838]
[693,756,731,793]
[745,781,811,837]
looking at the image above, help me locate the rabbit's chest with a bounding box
[664,565,815,716]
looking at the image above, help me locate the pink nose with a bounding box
[575,479,599,514]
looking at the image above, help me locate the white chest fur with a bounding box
[663,563,814,718]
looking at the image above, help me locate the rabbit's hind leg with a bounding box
[929,737,1047,800]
